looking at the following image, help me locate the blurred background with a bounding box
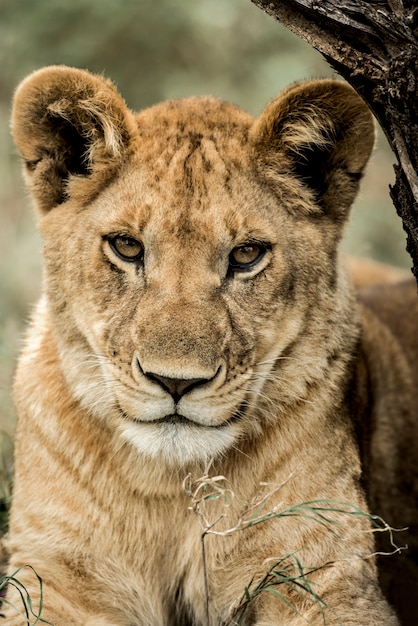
[0,0,411,440]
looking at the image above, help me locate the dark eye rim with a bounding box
[106,234,144,263]
[228,242,270,273]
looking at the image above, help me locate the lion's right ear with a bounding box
[11,66,137,213]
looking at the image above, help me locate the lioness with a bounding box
[4,66,417,626]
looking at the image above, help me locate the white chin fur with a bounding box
[119,421,240,465]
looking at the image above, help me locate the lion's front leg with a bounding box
[249,568,399,626]
[2,593,120,626]
[1,562,124,626]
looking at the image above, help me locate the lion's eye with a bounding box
[108,235,144,262]
[229,243,266,272]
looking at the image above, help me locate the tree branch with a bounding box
[251,0,418,281]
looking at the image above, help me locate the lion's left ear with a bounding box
[250,80,375,220]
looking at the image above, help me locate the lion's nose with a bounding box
[143,372,211,403]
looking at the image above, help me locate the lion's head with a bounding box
[12,66,374,464]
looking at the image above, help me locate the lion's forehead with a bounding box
[133,133,251,196]
[131,98,253,189]
[104,115,276,250]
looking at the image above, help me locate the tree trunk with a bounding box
[251,0,418,282]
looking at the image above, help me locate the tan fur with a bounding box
[348,257,410,288]
[4,66,417,625]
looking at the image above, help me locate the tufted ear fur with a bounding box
[250,80,375,221]
[11,65,137,213]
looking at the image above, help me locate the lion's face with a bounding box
[12,67,374,464]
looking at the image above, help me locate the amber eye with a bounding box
[229,243,267,272]
[108,235,144,262]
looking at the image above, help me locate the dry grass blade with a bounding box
[185,472,403,626]
[230,552,338,626]
[0,565,53,625]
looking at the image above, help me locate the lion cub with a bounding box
[4,66,417,625]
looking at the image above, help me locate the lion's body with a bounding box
[4,67,417,625]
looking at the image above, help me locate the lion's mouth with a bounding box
[119,402,246,429]
[154,413,196,426]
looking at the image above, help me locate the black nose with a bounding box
[143,371,215,403]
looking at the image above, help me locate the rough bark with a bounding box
[251,0,418,282]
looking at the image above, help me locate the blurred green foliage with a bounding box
[0,0,410,436]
